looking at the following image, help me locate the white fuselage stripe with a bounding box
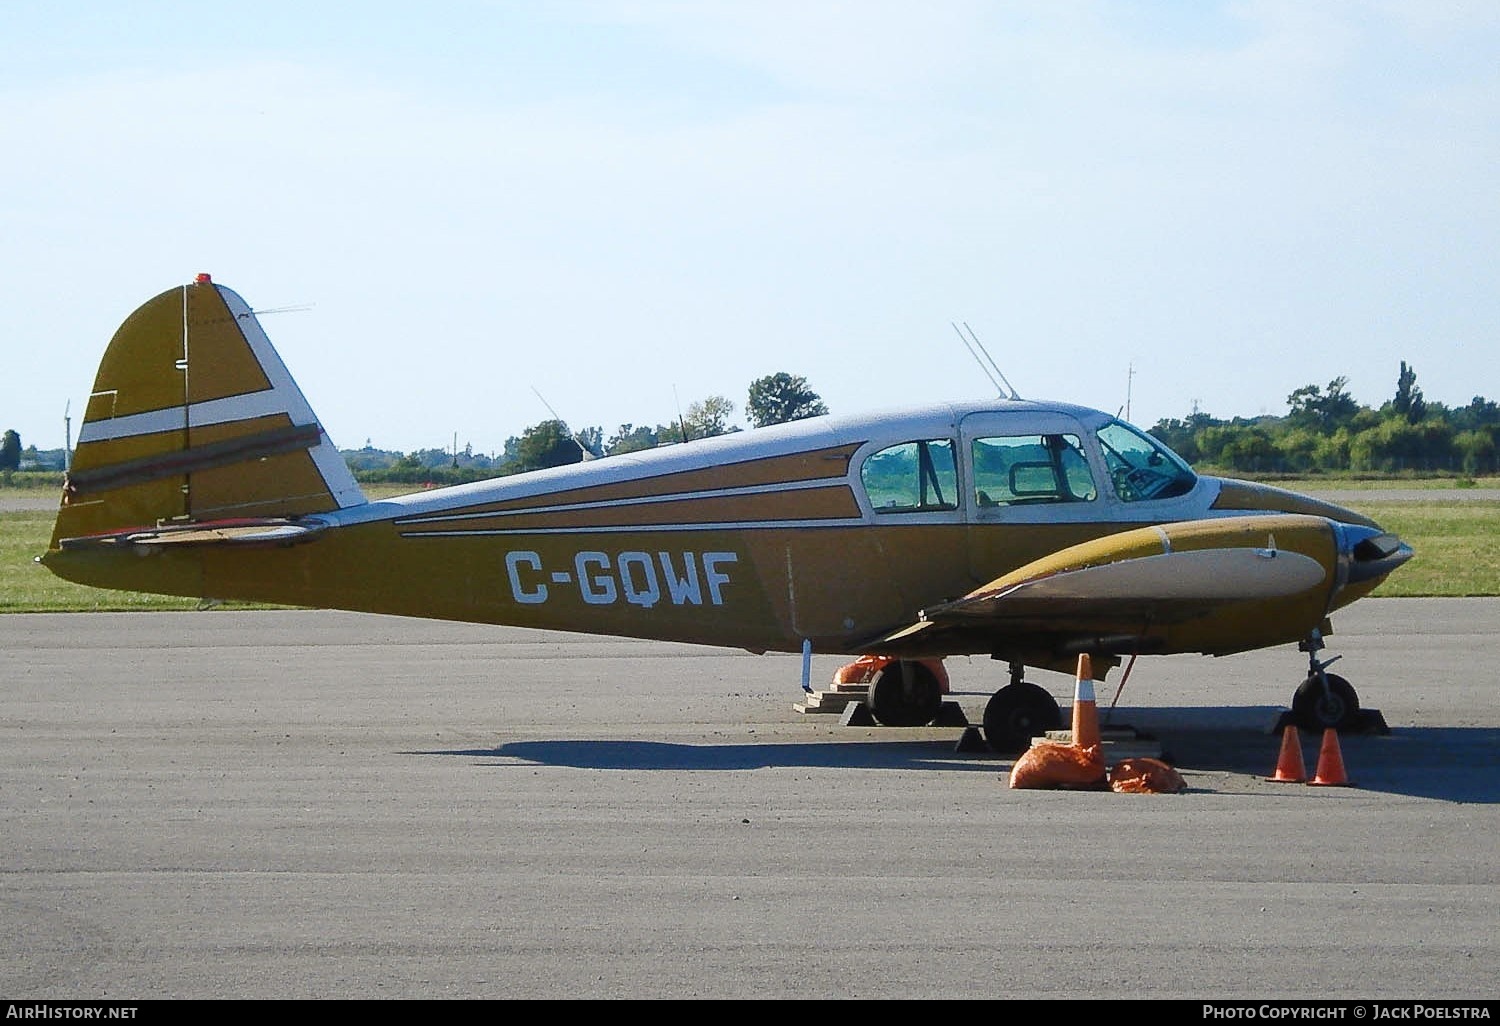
[393,476,851,525]
[399,517,866,537]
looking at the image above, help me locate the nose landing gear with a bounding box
[1289,629,1369,733]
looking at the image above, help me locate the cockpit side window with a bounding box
[860,439,958,513]
[973,434,1097,507]
[1097,421,1198,502]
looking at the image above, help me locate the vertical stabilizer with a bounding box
[52,275,364,548]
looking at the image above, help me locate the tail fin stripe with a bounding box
[66,423,323,498]
[76,389,316,445]
[76,404,183,445]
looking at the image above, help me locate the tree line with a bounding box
[353,371,829,484]
[6,363,1494,483]
[1148,363,1498,476]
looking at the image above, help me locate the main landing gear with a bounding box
[859,657,1062,750]
[865,660,946,727]
[1290,629,1362,732]
[857,658,1060,751]
[982,662,1062,754]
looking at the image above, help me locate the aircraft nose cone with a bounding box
[1338,523,1415,584]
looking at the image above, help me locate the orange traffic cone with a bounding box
[1266,724,1307,783]
[1071,654,1100,750]
[1308,728,1354,787]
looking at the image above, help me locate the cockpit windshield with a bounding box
[1096,421,1197,502]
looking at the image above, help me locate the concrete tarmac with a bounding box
[1,600,1497,1000]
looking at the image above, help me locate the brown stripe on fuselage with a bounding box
[400,483,860,534]
[396,442,863,522]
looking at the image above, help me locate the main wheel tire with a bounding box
[983,682,1062,753]
[1291,673,1361,731]
[866,661,944,727]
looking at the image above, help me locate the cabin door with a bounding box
[958,409,1107,584]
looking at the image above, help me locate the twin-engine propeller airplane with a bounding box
[40,275,1414,752]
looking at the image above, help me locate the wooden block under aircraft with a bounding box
[1039,726,1165,761]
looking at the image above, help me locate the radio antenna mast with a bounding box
[531,386,596,460]
[952,322,1021,400]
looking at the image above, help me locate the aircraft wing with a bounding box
[926,545,1326,623]
[861,516,1337,663]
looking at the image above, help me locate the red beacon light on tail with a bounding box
[194,273,213,284]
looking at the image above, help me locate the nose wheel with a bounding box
[1292,672,1361,731]
[1291,630,1363,732]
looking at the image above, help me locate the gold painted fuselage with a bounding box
[41,278,1411,678]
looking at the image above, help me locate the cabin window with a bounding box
[972,434,1097,507]
[861,439,958,513]
[1097,421,1198,502]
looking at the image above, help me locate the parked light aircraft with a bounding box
[39,276,1414,751]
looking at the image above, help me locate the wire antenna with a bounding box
[952,322,1021,400]
[672,384,689,443]
[530,386,564,423]
[531,386,596,460]
[236,303,315,320]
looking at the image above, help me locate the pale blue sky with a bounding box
[3,1,1496,455]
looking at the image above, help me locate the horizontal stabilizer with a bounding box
[58,517,328,550]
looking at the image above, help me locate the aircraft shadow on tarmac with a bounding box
[423,717,1500,803]
[437,739,995,774]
